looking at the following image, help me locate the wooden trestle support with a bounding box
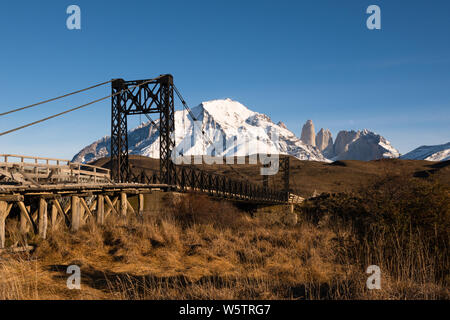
[0,184,163,250]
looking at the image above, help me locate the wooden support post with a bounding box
[0,202,6,249]
[18,202,36,234]
[89,199,97,213]
[120,193,127,217]
[31,208,38,223]
[26,205,31,217]
[51,201,58,231]
[0,201,10,249]
[138,193,144,217]
[63,202,71,215]
[80,197,93,223]
[104,195,118,217]
[38,198,48,239]
[116,197,121,215]
[79,198,85,225]
[126,199,135,216]
[53,199,70,227]
[97,194,104,225]
[20,207,29,233]
[71,196,80,232]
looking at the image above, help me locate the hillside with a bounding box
[92,156,450,198]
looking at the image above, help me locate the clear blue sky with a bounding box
[0,0,449,159]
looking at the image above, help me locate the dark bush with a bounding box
[301,175,450,283]
[171,193,250,230]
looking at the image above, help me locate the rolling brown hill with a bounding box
[92,155,450,198]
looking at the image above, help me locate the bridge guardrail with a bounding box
[0,154,110,185]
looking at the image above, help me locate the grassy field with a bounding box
[0,157,448,300]
[96,155,450,197]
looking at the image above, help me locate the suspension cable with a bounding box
[0,80,113,117]
[0,77,159,137]
[174,85,211,143]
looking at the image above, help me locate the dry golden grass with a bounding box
[0,198,345,300]
[0,175,448,300]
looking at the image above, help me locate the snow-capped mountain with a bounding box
[400,142,450,161]
[72,99,328,163]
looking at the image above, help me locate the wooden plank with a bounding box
[0,183,167,193]
[127,199,135,216]
[16,170,40,186]
[120,193,127,217]
[79,199,85,225]
[0,201,8,248]
[53,199,70,227]
[97,194,104,225]
[89,199,97,213]
[138,193,144,217]
[6,203,13,216]
[31,208,38,223]
[119,189,141,194]
[0,168,31,186]
[71,196,80,232]
[0,154,70,163]
[20,205,29,233]
[21,193,61,199]
[80,197,93,223]
[64,201,71,214]
[0,194,24,202]
[17,201,37,234]
[38,198,48,239]
[51,202,58,231]
[104,195,118,217]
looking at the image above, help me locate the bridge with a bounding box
[0,75,303,250]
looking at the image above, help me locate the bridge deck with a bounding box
[0,183,169,194]
[0,183,302,205]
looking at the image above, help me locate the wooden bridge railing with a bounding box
[0,154,110,185]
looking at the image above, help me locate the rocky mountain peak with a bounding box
[277,121,287,129]
[300,120,316,147]
[316,128,333,158]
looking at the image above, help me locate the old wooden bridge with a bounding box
[0,75,302,250]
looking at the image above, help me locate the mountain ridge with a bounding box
[400,142,450,161]
[72,98,442,164]
[72,98,328,164]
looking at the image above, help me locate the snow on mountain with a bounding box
[72,98,328,163]
[400,142,450,161]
